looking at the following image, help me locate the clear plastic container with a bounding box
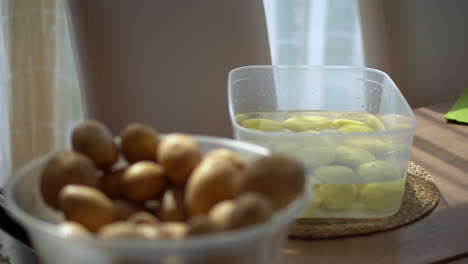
[228,66,417,218]
[5,135,310,264]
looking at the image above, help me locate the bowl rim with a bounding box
[227,65,418,136]
[4,134,310,250]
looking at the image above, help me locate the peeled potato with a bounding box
[362,115,386,132]
[185,158,240,216]
[298,194,322,218]
[360,178,405,210]
[207,200,236,229]
[237,155,305,210]
[358,160,397,182]
[294,135,336,168]
[282,116,332,131]
[157,186,187,222]
[332,119,366,128]
[314,165,357,184]
[122,161,167,203]
[344,137,390,153]
[98,168,126,199]
[241,118,282,131]
[58,185,115,232]
[72,120,118,169]
[226,192,273,230]
[120,123,159,163]
[204,148,244,169]
[58,221,90,238]
[158,133,202,184]
[186,216,220,236]
[337,124,373,133]
[335,146,375,167]
[235,113,250,124]
[316,184,357,210]
[41,151,98,209]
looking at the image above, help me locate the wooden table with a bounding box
[283,101,468,264]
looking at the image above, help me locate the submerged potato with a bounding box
[358,160,398,182]
[120,123,159,163]
[122,161,167,203]
[337,124,373,133]
[59,185,115,232]
[235,113,250,124]
[158,133,202,184]
[332,119,366,128]
[298,194,322,218]
[282,116,332,131]
[58,221,90,238]
[185,158,240,216]
[314,165,357,184]
[237,155,305,210]
[316,184,357,210]
[360,178,405,210]
[241,118,282,131]
[294,136,336,168]
[335,146,375,167]
[72,120,118,169]
[363,115,386,132]
[41,151,98,209]
[344,137,390,153]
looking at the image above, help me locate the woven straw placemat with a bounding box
[289,161,439,239]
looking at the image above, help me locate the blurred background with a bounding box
[0,0,467,186]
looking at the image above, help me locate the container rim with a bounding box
[227,65,418,135]
[4,134,310,250]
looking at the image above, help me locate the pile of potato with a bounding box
[40,120,305,240]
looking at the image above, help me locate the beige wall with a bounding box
[66,0,271,138]
[359,0,468,108]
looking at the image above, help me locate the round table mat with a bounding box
[289,161,439,239]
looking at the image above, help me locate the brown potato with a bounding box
[120,123,159,163]
[204,149,244,169]
[40,151,98,209]
[113,200,140,220]
[58,221,90,238]
[127,211,159,225]
[186,216,220,236]
[237,155,305,210]
[98,222,160,239]
[122,161,167,203]
[207,200,236,230]
[59,185,115,232]
[99,168,126,199]
[157,186,186,222]
[226,192,273,230]
[158,222,188,240]
[72,120,118,169]
[157,133,202,184]
[185,158,240,216]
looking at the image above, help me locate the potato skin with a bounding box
[120,123,159,163]
[236,155,305,210]
[58,185,115,232]
[157,133,202,184]
[186,216,220,236]
[98,168,126,199]
[113,200,141,220]
[157,185,187,222]
[40,151,98,209]
[122,161,167,203]
[58,221,90,238]
[72,120,118,169]
[208,200,236,229]
[185,158,240,216]
[226,192,273,230]
[204,149,244,169]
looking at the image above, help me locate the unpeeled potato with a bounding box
[236,155,305,210]
[99,168,126,199]
[120,123,159,163]
[226,192,273,230]
[40,151,98,209]
[157,186,187,222]
[58,221,90,238]
[127,211,159,225]
[208,200,236,230]
[98,222,160,240]
[185,158,241,216]
[113,200,140,220]
[122,161,167,203]
[158,133,202,184]
[203,149,244,169]
[72,120,118,169]
[59,185,115,232]
[186,216,220,236]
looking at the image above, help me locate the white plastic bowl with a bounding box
[5,135,309,264]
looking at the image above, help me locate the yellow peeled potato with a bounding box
[335,146,375,167]
[337,124,373,133]
[316,184,357,210]
[40,151,98,209]
[360,178,405,211]
[237,155,305,210]
[362,115,386,132]
[282,116,332,131]
[120,123,159,163]
[241,118,282,131]
[122,161,167,203]
[185,158,240,216]
[59,185,115,232]
[72,120,118,169]
[158,133,202,184]
[332,119,366,128]
[358,160,397,182]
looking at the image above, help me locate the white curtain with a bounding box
[0,0,82,187]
